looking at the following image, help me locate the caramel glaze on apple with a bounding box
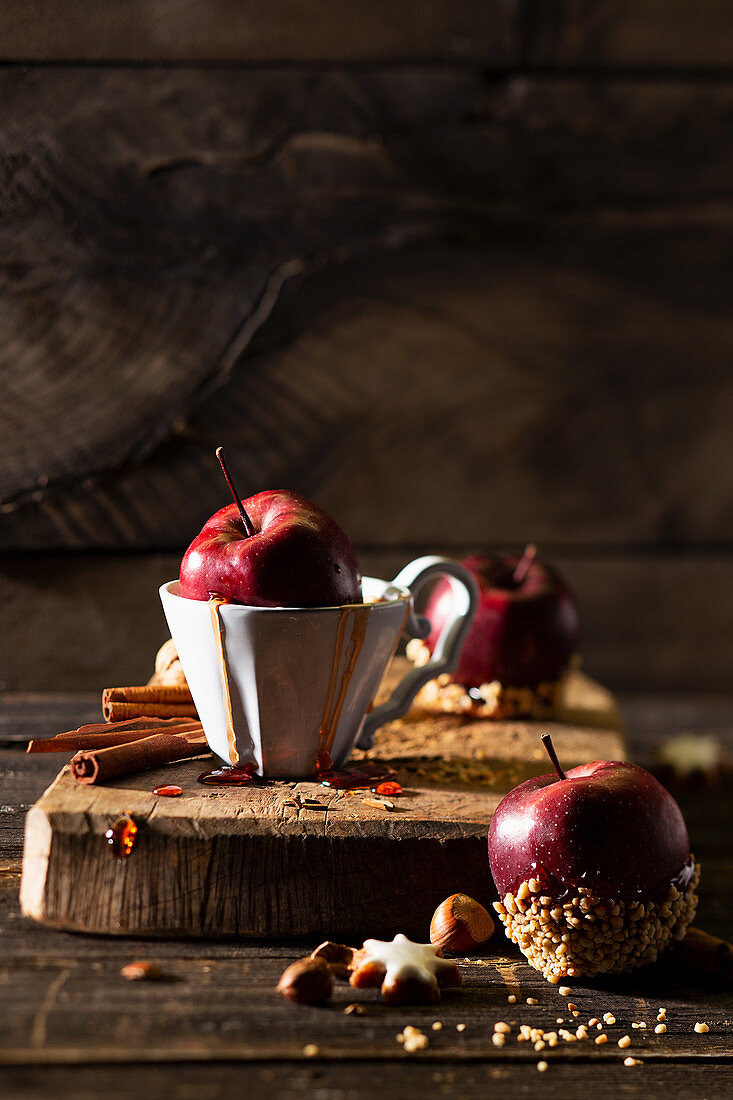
[488,761,694,905]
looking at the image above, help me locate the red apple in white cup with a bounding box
[180,488,362,608]
[488,734,699,981]
[423,549,579,688]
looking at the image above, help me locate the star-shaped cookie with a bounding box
[350,933,462,1004]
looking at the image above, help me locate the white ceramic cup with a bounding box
[159,555,478,778]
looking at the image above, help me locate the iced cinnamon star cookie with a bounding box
[350,933,462,1005]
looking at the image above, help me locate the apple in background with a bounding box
[488,734,698,980]
[180,489,362,608]
[423,549,579,688]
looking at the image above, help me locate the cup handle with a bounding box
[356,555,479,751]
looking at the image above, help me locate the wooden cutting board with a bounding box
[20,663,625,939]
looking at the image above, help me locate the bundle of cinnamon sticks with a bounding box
[102,684,197,722]
[27,679,209,786]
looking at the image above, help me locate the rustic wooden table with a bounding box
[1,694,731,1099]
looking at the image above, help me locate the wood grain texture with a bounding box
[4,229,733,550]
[527,1,733,68]
[2,946,733,1063]
[2,1064,733,1100]
[2,69,733,552]
[2,695,732,1094]
[19,671,624,936]
[3,551,733,692]
[3,0,732,67]
[0,1,517,63]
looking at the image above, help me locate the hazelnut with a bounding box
[276,958,334,1005]
[309,940,356,980]
[430,894,495,954]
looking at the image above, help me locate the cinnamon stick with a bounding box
[28,716,202,754]
[103,685,194,707]
[70,730,210,785]
[102,685,196,722]
[668,926,733,985]
[104,700,199,722]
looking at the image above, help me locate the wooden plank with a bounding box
[2,70,733,553]
[1,1064,732,1100]
[19,673,624,936]
[3,223,733,551]
[4,551,733,692]
[0,2,517,63]
[0,918,732,1063]
[2,702,732,1088]
[525,1,733,69]
[0,695,98,746]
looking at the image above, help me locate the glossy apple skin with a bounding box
[488,761,691,903]
[179,490,362,607]
[423,552,579,688]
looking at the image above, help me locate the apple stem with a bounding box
[513,543,538,585]
[541,732,567,781]
[215,446,256,537]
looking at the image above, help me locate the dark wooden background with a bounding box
[2,1,733,693]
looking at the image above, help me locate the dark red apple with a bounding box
[488,735,699,980]
[179,490,362,607]
[422,550,579,688]
[489,752,691,903]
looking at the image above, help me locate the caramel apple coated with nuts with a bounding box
[489,736,699,980]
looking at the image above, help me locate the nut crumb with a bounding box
[556,1018,564,1024]
[603,1013,616,1025]
[507,994,517,1003]
[431,1022,443,1031]
[595,1034,607,1045]
[567,1002,578,1012]
[362,796,396,811]
[494,1022,511,1034]
[343,1003,366,1016]
[655,1023,667,1034]
[618,1035,631,1048]
[303,1043,320,1058]
[399,1026,429,1053]
[559,986,571,996]
[456,1023,466,1032]
[492,1034,506,1047]
[657,1008,667,1022]
[588,1018,599,1027]
[694,1022,709,1034]
[624,1057,643,1066]
[526,997,538,1005]
[120,961,166,982]
[537,1061,548,1073]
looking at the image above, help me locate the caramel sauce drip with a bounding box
[105,814,138,858]
[318,605,371,762]
[208,596,240,766]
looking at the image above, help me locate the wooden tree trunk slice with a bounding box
[20,666,625,938]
